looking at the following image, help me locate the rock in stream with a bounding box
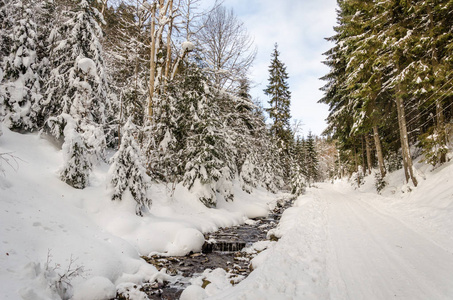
[123,196,295,300]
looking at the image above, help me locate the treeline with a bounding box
[321,0,453,188]
[0,0,320,213]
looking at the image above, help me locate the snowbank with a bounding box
[0,128,281,299]
[355,158,453,251]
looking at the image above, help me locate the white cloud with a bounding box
[224,0,338,136]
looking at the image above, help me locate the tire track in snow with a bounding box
[317,185,453,300]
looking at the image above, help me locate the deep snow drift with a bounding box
[0,128,282,299]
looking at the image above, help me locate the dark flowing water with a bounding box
[124,196,295,300]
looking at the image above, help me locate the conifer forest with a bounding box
[2,1,453,299]
[0,0,327,211]
[321,0,453,188]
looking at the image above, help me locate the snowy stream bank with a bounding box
[0,128,292,299]
[139,196,295,299]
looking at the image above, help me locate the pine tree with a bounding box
[290,138,306,196]
[260,135,285,193]
[147,72,181,184]
[305,132,319,186]
[39,0,112,188]
[2,0,42,131]
[239,154,259,193]
[180,68,236,207]
[290,164,306,196]
[110,118,151,216]
[43,0,110,140]
[0,0,12,64]
[264,43,292,150]
[150,66,237,207]
[60,116,92,189]
[234,77,263,193]
[264,43,293,182]
[103,1,150,129]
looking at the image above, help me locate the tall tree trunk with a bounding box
[396,85,418,187]
[428,2,447,164]
[361,135,367,175]
[148,4,156,119]
[365,133,372,175]
[148,0,172,118]
[372,125,386,178]
[164,0,173,87]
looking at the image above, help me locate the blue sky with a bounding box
[223,0,338,137]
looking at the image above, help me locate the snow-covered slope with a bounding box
[0,129,280,299]
[194,159,453,299]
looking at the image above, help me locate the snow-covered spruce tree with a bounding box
[264,43,293,181]
[179,68,236,207]
[102,1,151,136]
[1,0,42,131]
[0,0,13,71]
[239,154,259,193]
[232,77,261,192]
[305,132,320,186]
[60,115,92,189]
[43,0,110,141]
[42,0,111,189]
[110,118,151,216]
[290,137,306,196]
[147,77,181,184]
[290,164,306,196]
[259,134,285,193]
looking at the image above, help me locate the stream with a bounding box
[136,195,295,300]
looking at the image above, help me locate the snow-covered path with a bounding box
[320,186,453,300]
[209,180,453,300]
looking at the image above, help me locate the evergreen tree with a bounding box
[0,0,13,68]
[59,116,92,189]
[2,0,42,131]
[103,1,150,129]
[147,71,181,184]
[264,43,292,151]
[110,118,151,216]
[180,69,236,207]
[239,153,259,193]
[39,0,112,188]
[43,0,110,140]
[290,164,306,196]
[264,43,293,182]
[305,132,319,186]
[260,135,285,193]
[290,138,306,196]
[150,66,238,207]
[235,78,263,193]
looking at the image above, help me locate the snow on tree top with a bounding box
[182,41,195,52]
[77,57,97,77]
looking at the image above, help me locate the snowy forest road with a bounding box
[315,185,453,300]
[211,181,453,300]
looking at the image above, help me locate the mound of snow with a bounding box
[72,277,116,300]
[181,41,195,52]
[77,57,97,77]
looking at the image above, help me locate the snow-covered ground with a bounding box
[2,127,453,300]
[193,161,453,299]
[0,128,281,299]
